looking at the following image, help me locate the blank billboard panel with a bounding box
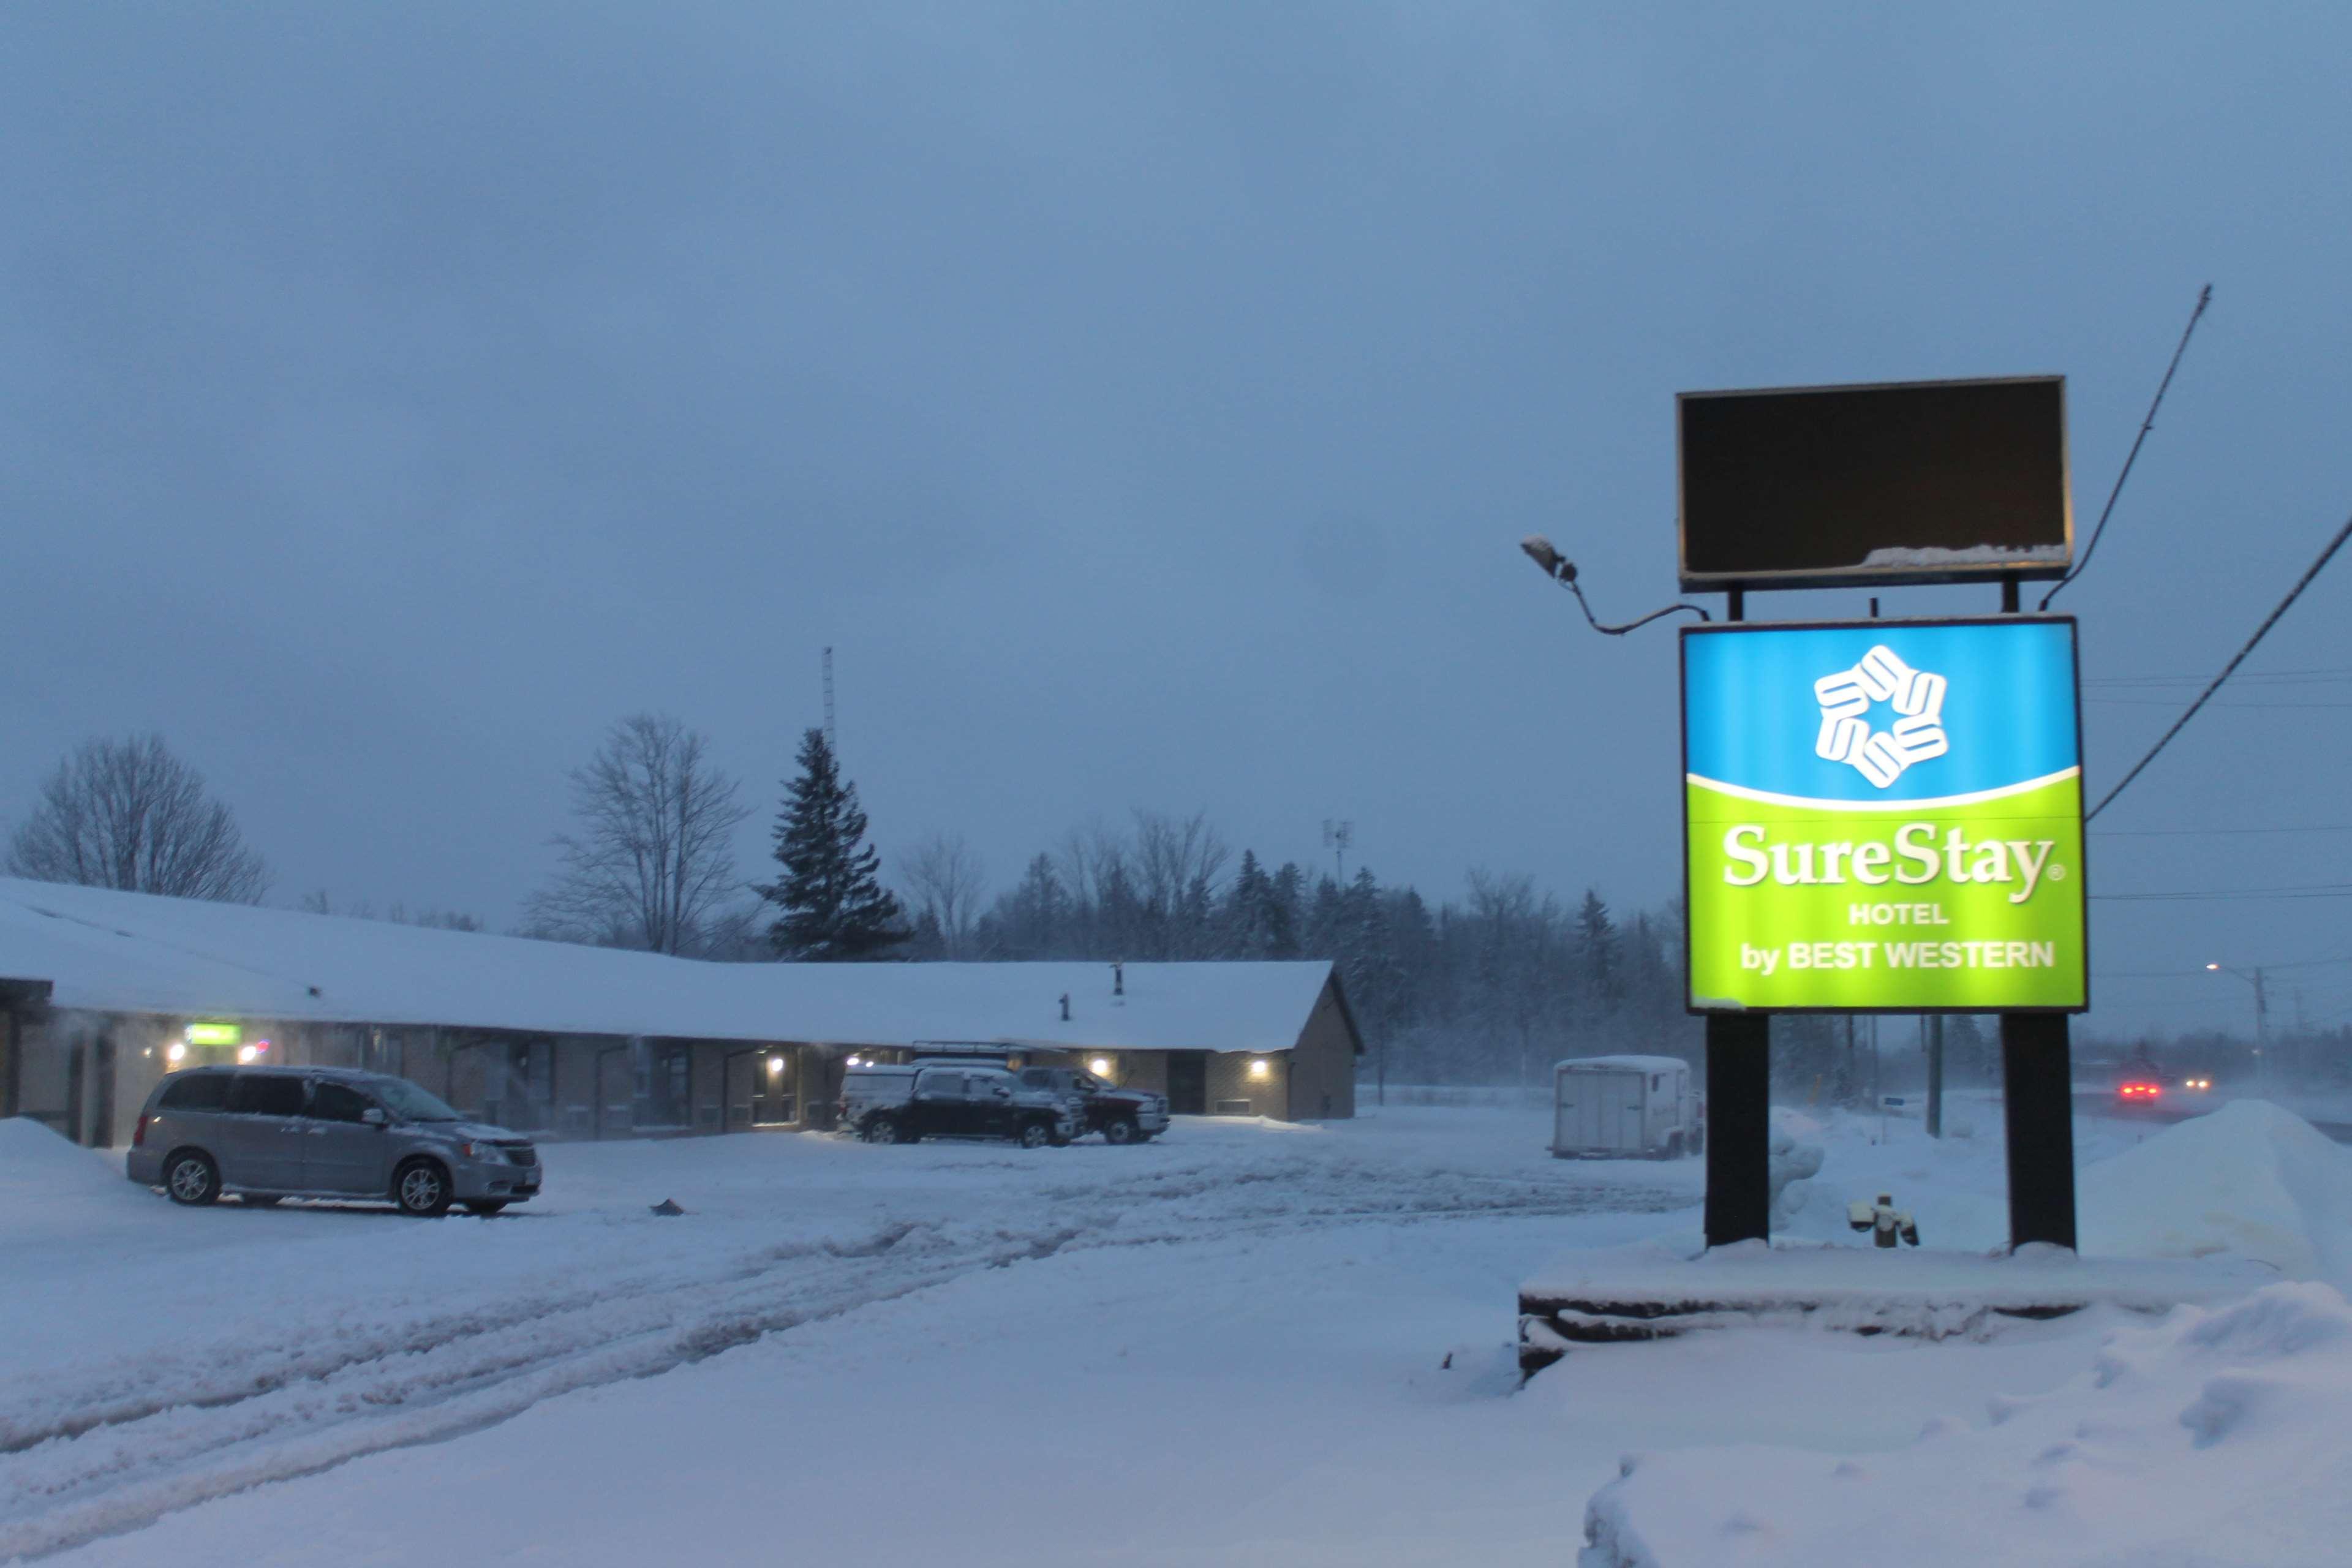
[1678,376,2071,591]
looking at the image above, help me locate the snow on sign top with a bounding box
[0,878,1335,1054]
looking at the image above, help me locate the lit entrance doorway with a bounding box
[752,1050,796,1126]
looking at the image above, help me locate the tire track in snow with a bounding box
[2,1159,1684,1561]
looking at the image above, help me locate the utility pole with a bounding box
[2254,966,2269,1092]
[1926,1014,1944,1138]
[2294,986,2306,1091]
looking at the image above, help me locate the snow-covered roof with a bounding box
[0,878,1336,1054]
[1555,1055,1691,1074]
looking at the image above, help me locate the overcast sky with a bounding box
[4,4,2348,1040]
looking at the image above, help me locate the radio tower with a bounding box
[822,647,837,755]
[1322,819,1353,883]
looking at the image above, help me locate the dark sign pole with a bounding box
[1996,579,2077,1252]
[2000,1013,2077,1250]
[1700,590,1771,1250]
[1703,1013,1771,1247]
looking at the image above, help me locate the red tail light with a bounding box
[134,1114,150,1147]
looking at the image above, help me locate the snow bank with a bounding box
[2081,1100,2352,1285]
[1581,1280,2352,1567]
[1766,1107,1824,1226]
[0,1115,122,1202]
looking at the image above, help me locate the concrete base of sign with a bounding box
[1515,1241,2266,1376]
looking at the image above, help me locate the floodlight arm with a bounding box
[1520,536,1710,634]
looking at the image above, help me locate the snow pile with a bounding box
[2081,1100,2352,1285]
[1766,1107,1823,1226]
[1581,1280,2352,1567]
[0,1115,123,1202]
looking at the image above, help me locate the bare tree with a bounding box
[900,832,988,959]
[7,734,270,902]
[524,714,751,956]
[1131,810,1230,959]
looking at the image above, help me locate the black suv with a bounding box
[1014,1066,1169,1144]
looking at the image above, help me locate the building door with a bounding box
[90,1037,116,1148]
[642,1046,693,1128]
[752,1053,796,1125]
[492,1042,545,1131]
[65,1046,86,1145]
[1166,1052,1207,1117]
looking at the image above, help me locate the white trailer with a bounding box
[1550,1055,1701,1159]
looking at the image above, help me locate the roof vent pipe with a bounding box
[1059,993,1071,1022]
[1112,960,1124,998]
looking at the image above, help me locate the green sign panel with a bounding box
[1683,617,2087,1013]
[184,1021,242,1046]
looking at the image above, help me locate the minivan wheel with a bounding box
[164,1150,219,1206]
[1102,1117,1138,1146]
[1017,1121,1050,1150]
[862,1115,898,1145]
[393,1159,453,1218]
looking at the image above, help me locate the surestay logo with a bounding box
[1718,821,2065,905]
[1812,644,1948,788]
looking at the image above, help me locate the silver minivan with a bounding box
[125,1066,541,1216]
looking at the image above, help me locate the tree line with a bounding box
[4,720,1703,1085]
[28,723,2331,1095]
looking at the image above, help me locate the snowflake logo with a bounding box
[1813,645,1949,788]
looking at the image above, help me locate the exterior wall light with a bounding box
[767,1055,785,1076]
[1248,1058,1271,1080]
[236,1044,259,1065]
[1088,1057,1112,1077]
[165,1041,187,1065]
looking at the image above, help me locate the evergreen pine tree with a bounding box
[1222,850,1275,956]
[1572,888,1621,1005]
[992,852,1068,958]
[1265,862,1305,959]
[1304,874,1346,959]
[756,728,908,960]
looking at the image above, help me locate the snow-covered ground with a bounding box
[4,1098,2347,1566]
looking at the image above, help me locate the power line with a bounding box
[2092,824,2352,837]
[2087,696,2352,709]
[2087,668,2352,685]
[2040,283,2212,610]
[2086,505,2352,823]
[2091,883,2352,902]
[2095,954,2352,977]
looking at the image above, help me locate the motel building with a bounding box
[0,878,1361,1152]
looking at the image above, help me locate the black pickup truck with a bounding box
[1014,1067,1170,1145]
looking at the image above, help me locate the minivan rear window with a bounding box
[159,1074,232,1112]
[226,1074,307,1117]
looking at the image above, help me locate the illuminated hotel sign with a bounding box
[184,1022,242,1046]
[1683,617,2087,1012]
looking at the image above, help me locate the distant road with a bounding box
[2070,1092,2352,1145]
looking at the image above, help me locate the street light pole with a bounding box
[2207,964,2269,1092]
